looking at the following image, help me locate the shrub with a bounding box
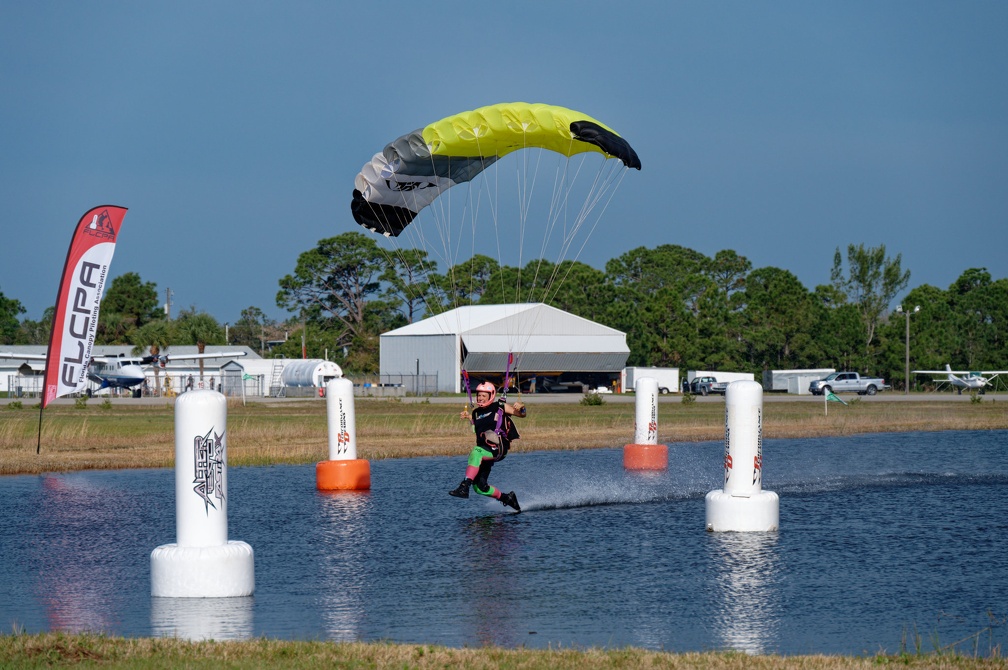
[681,393,696,405]
[580,392,605,406]
[7,400,23,410]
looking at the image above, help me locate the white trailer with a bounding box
[762,368,835,394]
[688,370,755,385]
[621,367,681,394]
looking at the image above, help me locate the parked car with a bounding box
[689,376,727,396]
[809,372,889,396]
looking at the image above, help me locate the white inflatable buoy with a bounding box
[151,390,255,597]
[623,376,668,470]
[316,377,371,490]
[705,381,779,532]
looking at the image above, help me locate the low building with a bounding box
[380,303,630,394]
[0,345,258,397]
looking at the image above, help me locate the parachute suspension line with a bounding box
[518,152,626,342]
[520,144,588,313]
[461,369,474,418]
[551,165,624,303]
[540,163,630,308]
[513,128,541,305]
[494,351,515,437]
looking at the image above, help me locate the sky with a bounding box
[2,1,1007,324]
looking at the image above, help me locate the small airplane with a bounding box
[0,349,247,393]
[912,364,1008,395]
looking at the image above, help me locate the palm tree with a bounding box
[175,310,224,380]
[131,320,174,396]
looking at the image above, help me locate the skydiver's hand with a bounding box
[512,401,526,417]
[460,409,469,420]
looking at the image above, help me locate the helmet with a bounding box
[475,381,496,407]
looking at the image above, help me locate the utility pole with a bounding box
[895,305,920,394]
[164,288,174,320]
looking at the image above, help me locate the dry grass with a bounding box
[0,632,1003,669]
[1,396,1007,476]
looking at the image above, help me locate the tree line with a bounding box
[2,232,1007,390]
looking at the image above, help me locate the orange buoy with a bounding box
[316,458,371,490]
[623,443,668,470]
[623,376,669,470]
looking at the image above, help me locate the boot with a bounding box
[500,491,521,513]
[449,478,472,499]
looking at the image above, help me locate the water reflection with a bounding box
[705,532,781,654]
[461,516,523,647]
[34,474,137,633]
[151,597,254,640]
[317,491,371,640]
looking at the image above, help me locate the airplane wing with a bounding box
[3,351,247,364]
[913,369,1008,376]
[160,351,248,362]
[0,352,46,361]
[99,350,248,366]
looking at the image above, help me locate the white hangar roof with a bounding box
[382,303,629,373]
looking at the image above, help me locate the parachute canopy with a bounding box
[352,102,641,237]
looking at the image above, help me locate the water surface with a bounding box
[1,430,1005,655]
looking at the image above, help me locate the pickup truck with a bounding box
[689,376,729,396]
[809,372,889,396]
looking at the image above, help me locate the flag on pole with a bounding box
[826,391,847,405]
[824,390,847,415]
[43,205,128,408]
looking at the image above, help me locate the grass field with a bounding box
[0,632,1004,669]
[1,395,1007,475]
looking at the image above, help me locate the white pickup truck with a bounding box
[809,372,889,396]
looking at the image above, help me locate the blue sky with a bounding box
[2,1,1006,323]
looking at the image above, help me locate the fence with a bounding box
[4,372,442,400]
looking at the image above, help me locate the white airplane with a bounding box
[912,364,1008,395]
[0,350,247,393]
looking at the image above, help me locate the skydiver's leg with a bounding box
[472,455,501,499]
[450,446,494,499]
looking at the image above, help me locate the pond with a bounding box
[1,430,1005,655]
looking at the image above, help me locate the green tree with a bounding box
[429,254,500,310]
[17,306,54,345]
[380,248,437,323]
[277,232,388,347]
[741,267,816,371]
[830,243,910,370]
[228,306,275,354]
[132,319,174,395]
[174,309,224,380]
[477,259,613,319]
[0,289,26,344]
[603,245,714,368]
[97,272,162,344]
[535,260,613,321]
[948,268,1008,368]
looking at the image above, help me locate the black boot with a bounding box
[449,478,472,499]
[500,491,521,512]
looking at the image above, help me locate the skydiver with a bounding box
[449,381,525,512]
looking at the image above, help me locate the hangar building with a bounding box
[380,303,630,394]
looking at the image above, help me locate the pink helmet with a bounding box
[475,381,496,407]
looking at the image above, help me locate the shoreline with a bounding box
[1,394,1006,476]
